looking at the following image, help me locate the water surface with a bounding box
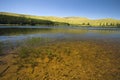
[0,26,120,80]
[0,26,120,42]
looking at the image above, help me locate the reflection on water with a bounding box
[0,26,120,42]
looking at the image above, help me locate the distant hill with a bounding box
[0,12,120,27]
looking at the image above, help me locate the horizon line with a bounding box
[0,11,120,20]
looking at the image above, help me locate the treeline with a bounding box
[0,15,69,26]
[73,22,120,27]
[99,23,120,27]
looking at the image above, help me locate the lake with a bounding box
[0,26,120,42]
[0,26,120,80]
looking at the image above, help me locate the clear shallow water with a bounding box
[0,26,120,42]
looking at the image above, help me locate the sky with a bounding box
[0,0,120,19]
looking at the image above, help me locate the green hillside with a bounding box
[0,12,120,27]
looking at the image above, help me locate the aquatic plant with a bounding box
[0,42,3,55]
[25,37,43,46]
[18,47,31,58]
